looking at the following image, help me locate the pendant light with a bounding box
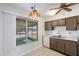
[29,5,40,17]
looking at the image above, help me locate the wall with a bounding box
[45,26,79,38]
[0,11,3,55]
[0,3,26,17]
[8,17,44,56]
[3,12,16,55]
[0,4,44,56]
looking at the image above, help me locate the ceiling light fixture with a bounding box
[29,5,40,17]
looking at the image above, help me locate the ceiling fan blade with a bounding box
[63,7,72,12]
[60,3,67,7]
[55,9,62,14]
[49,7,60,10]
[66,3,78,7]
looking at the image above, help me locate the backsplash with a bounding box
[45,25,79,38]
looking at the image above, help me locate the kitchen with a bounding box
[43,8,79,55]
[0,3,79,56]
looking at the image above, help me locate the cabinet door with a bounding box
[45,21,52,30]
[51,20,58,26]
[64,41,77,56]
[50,38,57,50]
[77,39,79,55]
[57,19,65,26]
[56,39,65,53]
[77,16,79,24]
[66,17,77,31]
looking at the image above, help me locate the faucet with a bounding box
[58,31,61,37]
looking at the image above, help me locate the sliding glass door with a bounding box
[16,18,38,46]
[16,18,26,45]
[27,21,38,43]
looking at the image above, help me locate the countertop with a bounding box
[50,37,78,42]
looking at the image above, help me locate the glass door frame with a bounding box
[27,20,38,41]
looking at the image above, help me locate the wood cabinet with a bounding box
[66,17,77,30]
[50,38,77,56]
[57,19,65,26]
[45,16,78,31]
[51,20,58,26]
[56,39,65,53]
[77,39,79,55]
[77,16,79,24]
[64,40,77,56]
[45,21,52,30]
[50,38,57,50]
[51,19,65,26]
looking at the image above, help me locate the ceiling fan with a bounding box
[49,3,78,15]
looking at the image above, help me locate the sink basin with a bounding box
[52,36,65,38]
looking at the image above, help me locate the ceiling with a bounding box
[1,3,79,17]
[7,3,60,16]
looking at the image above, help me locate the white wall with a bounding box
[0,4,26,17]
[0,4,44,56]
[45,26,79,38]
[0,11,3,55]
[7,17,44,56]
[3,12,16,55]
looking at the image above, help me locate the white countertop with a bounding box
[50,37,78,41]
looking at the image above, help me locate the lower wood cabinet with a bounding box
[64,40,77,56]
[77,39,79,55]
[50,38,77,56]
[56,39,65,53]
[50,38,57,50]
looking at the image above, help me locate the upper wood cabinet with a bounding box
[77,16,79,24]
[51,20,58,26]
[66,17,77,31]
[45,16,78,31]
[45,21,52,30]
[57,19,65,26]
[52,19,65,26]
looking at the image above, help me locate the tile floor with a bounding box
[24,47,65,56]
